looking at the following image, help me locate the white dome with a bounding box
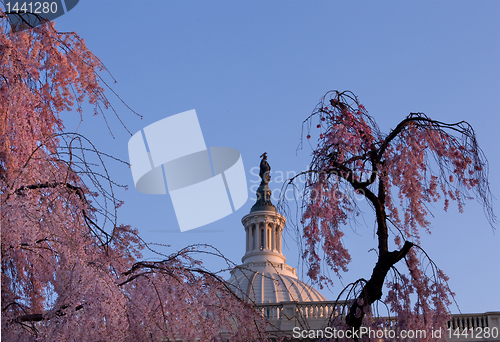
[227,265,327,304]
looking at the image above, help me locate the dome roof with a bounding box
[227,265,327,304]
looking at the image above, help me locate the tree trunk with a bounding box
[346,241,414,332]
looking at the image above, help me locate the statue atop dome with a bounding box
[259,152,271,185]
[251,153,275,212]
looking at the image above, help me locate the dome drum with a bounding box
[241,211,286,264]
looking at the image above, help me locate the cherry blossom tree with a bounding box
[0,12,269,341]
[282,90,496,340]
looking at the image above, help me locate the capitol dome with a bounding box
[227,154,327,304]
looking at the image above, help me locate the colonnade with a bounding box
[242,212,286,258]
[245,221,282,253]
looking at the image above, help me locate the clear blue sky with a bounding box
[53,1,499,314]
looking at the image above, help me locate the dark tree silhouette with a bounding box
[281,90,496,340]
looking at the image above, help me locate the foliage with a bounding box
[0,13,268,341]
[283,90,496,340]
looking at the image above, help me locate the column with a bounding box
[271,223,275,251]
[246,226,250,252]
[263,221,268,250]
[252,225,256,250]
[256,223,261,250]
[278,227,282,253]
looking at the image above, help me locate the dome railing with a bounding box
[256,300,349,321]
